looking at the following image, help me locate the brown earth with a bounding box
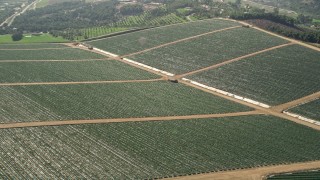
[0,111,260,129]
[170,161,320,180]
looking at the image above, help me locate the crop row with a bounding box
[88,19,241,56]
[289,99,320,121]
[0,81,251,123]
[129,27,288,74]
[0,115,319,178]
[188,45,320,105]
[0,60,160,83]
[0,43,67,49]
[0,48,105,60]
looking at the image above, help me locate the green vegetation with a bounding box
[88,19,241,55]
[188,45,320,105]
[313,19,320,23]
[0,43,66,49]
[0,115,320,178]
[0,82,251,123]
[129,27,288,74]
[0,60,160,83]
[267,169,320,180]
[0,34,68,44]
[0,48,104,60]
[289,99,320,121]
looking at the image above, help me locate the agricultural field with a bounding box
[0,81,251,123]
[0,34,68,44]
[0,48,104,60]
[188,45,320,105]
[0,43,67,49]
[0,115,319,178]
[267,169,320,180]
[288,99,320,121]
[129,27,288,74]
[0,60,160,83]
[88,19,241,55]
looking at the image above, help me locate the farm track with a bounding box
[0,58,112,63]
[271,91,320,112]
[175,42,295,78]
[0,111,261,129]
[181,80,320,131]
[171,161,320,180]
[0,78,165,86]
[121,26,242,58]
[0,47,75,50]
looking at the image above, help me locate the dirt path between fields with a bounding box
[0,111,260,129]
[0,78,164,86]
[121,26,242,58]
[272,91,320,112]
[0,58,111,63]
[181,80,320,131]
[175,42,294,78]
[0,47,75,50]
[171,161,320,180]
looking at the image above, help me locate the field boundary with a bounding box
[121,26,242,58]
[170,161,320,180]
[283,111,320,126]
[0,58,112,63]
[0,78,164,86]
[0,47,74,50]
[0,111,261,129]
[176,42,294,78]
[272,92,320,112]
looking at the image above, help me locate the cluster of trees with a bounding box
[11,1,118,32]
[120,4,144,16]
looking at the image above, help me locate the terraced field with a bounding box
[129,27,288,74]
[0,82,251,123]
[0,115,319,179]
[267,169,320,180]
[0,48,104,60]
[188,45,320,105]
[0,60,160,83]
[289,99,320,121]
[0,43,67,49]
[88,19,241,55]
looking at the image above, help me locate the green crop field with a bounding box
[0,43,67,49]
[267,169,320,180]
[129,27,288,74]
[0,115,319,179]
[188,45,320,105]
[88,19,241,56]
[0,48,105,60]
[0,60,160,83]
[289,99,320,121]
[0,34,68,44]
[0,81,251,123]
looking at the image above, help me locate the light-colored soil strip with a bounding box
[181,80,320,131]
[170,161,320,180]
[271,91,320,112]
[0,78,164,86]
[182,78,271,108]
[283,111,320,126]
[175,42,295,78]
[0,58,112,63]
[0,111,260,129]
[120,26,242,58]
[0,47,74,50]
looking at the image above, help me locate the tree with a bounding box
[11,32,23,41]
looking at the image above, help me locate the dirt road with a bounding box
[171,161,320,180]
[0,58,110,63]
[0,111,260,129]
[272,92,320,112]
